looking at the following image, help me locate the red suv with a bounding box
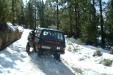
[26,28,66,61]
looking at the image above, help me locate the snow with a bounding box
[61,37,113,75]
[6,22,24,32]
[16,26,24,32]
[0,29,113,75]
[7,22,16,32]
[0,29,74,75]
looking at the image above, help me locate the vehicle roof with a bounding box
[36,27,63,33]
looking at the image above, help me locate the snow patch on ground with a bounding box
[61,37,113,75]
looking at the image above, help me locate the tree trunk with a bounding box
[12,0,15,24]
[74,0,80,38]
[111,0,113,23]
[99,0,105,48]
[56,0,59,29]
[69,3,73,35]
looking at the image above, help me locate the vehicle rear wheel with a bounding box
[38,50,43,57]
[53,53,61,61]
[26,42,30,54]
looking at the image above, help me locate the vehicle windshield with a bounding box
[41,30,64,41]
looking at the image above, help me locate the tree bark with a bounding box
[69,2,73,35]
[56,0,59,29]
[99,0,105,48]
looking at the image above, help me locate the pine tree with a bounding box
[80,0,97,45]
[0,0,9,22]
[18,0,25,25]
[25,0,34,28]
[99,0,105,48]
[105,0,113,46]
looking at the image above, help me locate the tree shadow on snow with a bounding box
[29,53,75,75]
[0,45,27,73]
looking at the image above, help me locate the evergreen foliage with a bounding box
[0,0,113,48]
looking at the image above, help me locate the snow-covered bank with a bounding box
[0,29,74,75]
[1,29,113,75]
[61,38,113,75]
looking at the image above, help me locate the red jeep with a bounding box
[26,28,66,61]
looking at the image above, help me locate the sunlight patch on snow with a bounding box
[18,29,31,47]
[0,53,6,58]
[102,53,113,60]
[5,57,13,62]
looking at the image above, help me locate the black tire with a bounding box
[53,53,61,61]
[26,42,30,54]
[38,50,43,57]
[33,44,36,52]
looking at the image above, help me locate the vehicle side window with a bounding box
[41,30,64,41]
[57,33,64,41]
[42,30,50,39]
[43,31,49,36]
